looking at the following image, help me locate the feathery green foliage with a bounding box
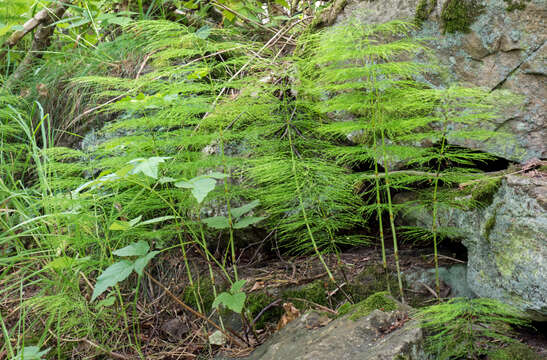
[300,20,518,299]
[416,298,531,359]
[0,1,528,355]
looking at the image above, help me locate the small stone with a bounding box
[161,318,189,341]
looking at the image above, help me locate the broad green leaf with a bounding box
[107,16,132,26]
[191,177,217,203]
[202,216,230,229]
[12,346,49,360]
[95,295,116,309]
[174,174,225,203]
[174,180,193,188]
[188,68,210,79]
[109,221,130,231]
[91,260,134,301]
[128,157,170,179]
[139,215,177,226]
[196,25,211,39]
[230,279,246,294]
[134,251,159,276]
[112,241,149,257]
[158,176,177,184]
[233,216,265,229]
[212,292,230,309]
[207,172,229,179]
[212,291,246,313]
[128,215,143,227]
[230,200,260,218]
[226,293,246,313]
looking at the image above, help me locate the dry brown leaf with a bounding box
[250,281,265,292]
[276,302,300,331]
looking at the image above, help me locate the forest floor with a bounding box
[107,244,547,359]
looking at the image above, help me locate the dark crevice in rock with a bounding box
[491,40,546,92]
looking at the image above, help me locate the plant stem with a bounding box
[379,127,405,303]
[431,134,446,299]
[219,128,238,281]
[369,71,391,295]
[287,108,334,282]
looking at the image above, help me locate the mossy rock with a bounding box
[441,0,484,34]
[339,292,397,320]
[489,343,540,360]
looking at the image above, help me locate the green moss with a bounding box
[503,0,530,12]
[489,343,539,360]
[347,292,397,320]
[282,280,331,310]
[471,177,502,206]
[415,0,437,27]
[484,209,497,241]
[246,292,283,329]
[440,0,484,34]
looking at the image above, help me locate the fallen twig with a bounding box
[144,270,247,347]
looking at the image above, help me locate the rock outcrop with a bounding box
[399,174,547,320]
[335,0,546,163]
[218,304,427,360]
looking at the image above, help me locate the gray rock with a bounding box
[405,264,477,299]
[399,175,547,320]
[334,0,547,162]
[218,308,428,360]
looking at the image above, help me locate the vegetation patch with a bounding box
[343,292,397,320]
[489,343,540,360]
[416,298,531,359]
[440,0,485,34]
[503,0,531,12]
[246,293,283,329]
[470,177,502,206]
[415,0,437,27]
[282,280,331,310]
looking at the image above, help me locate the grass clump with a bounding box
[441,0,484,34]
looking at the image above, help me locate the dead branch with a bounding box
[0,1,71,61]
[3,1,71,89]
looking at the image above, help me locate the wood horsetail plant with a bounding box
[300,20,519,302]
